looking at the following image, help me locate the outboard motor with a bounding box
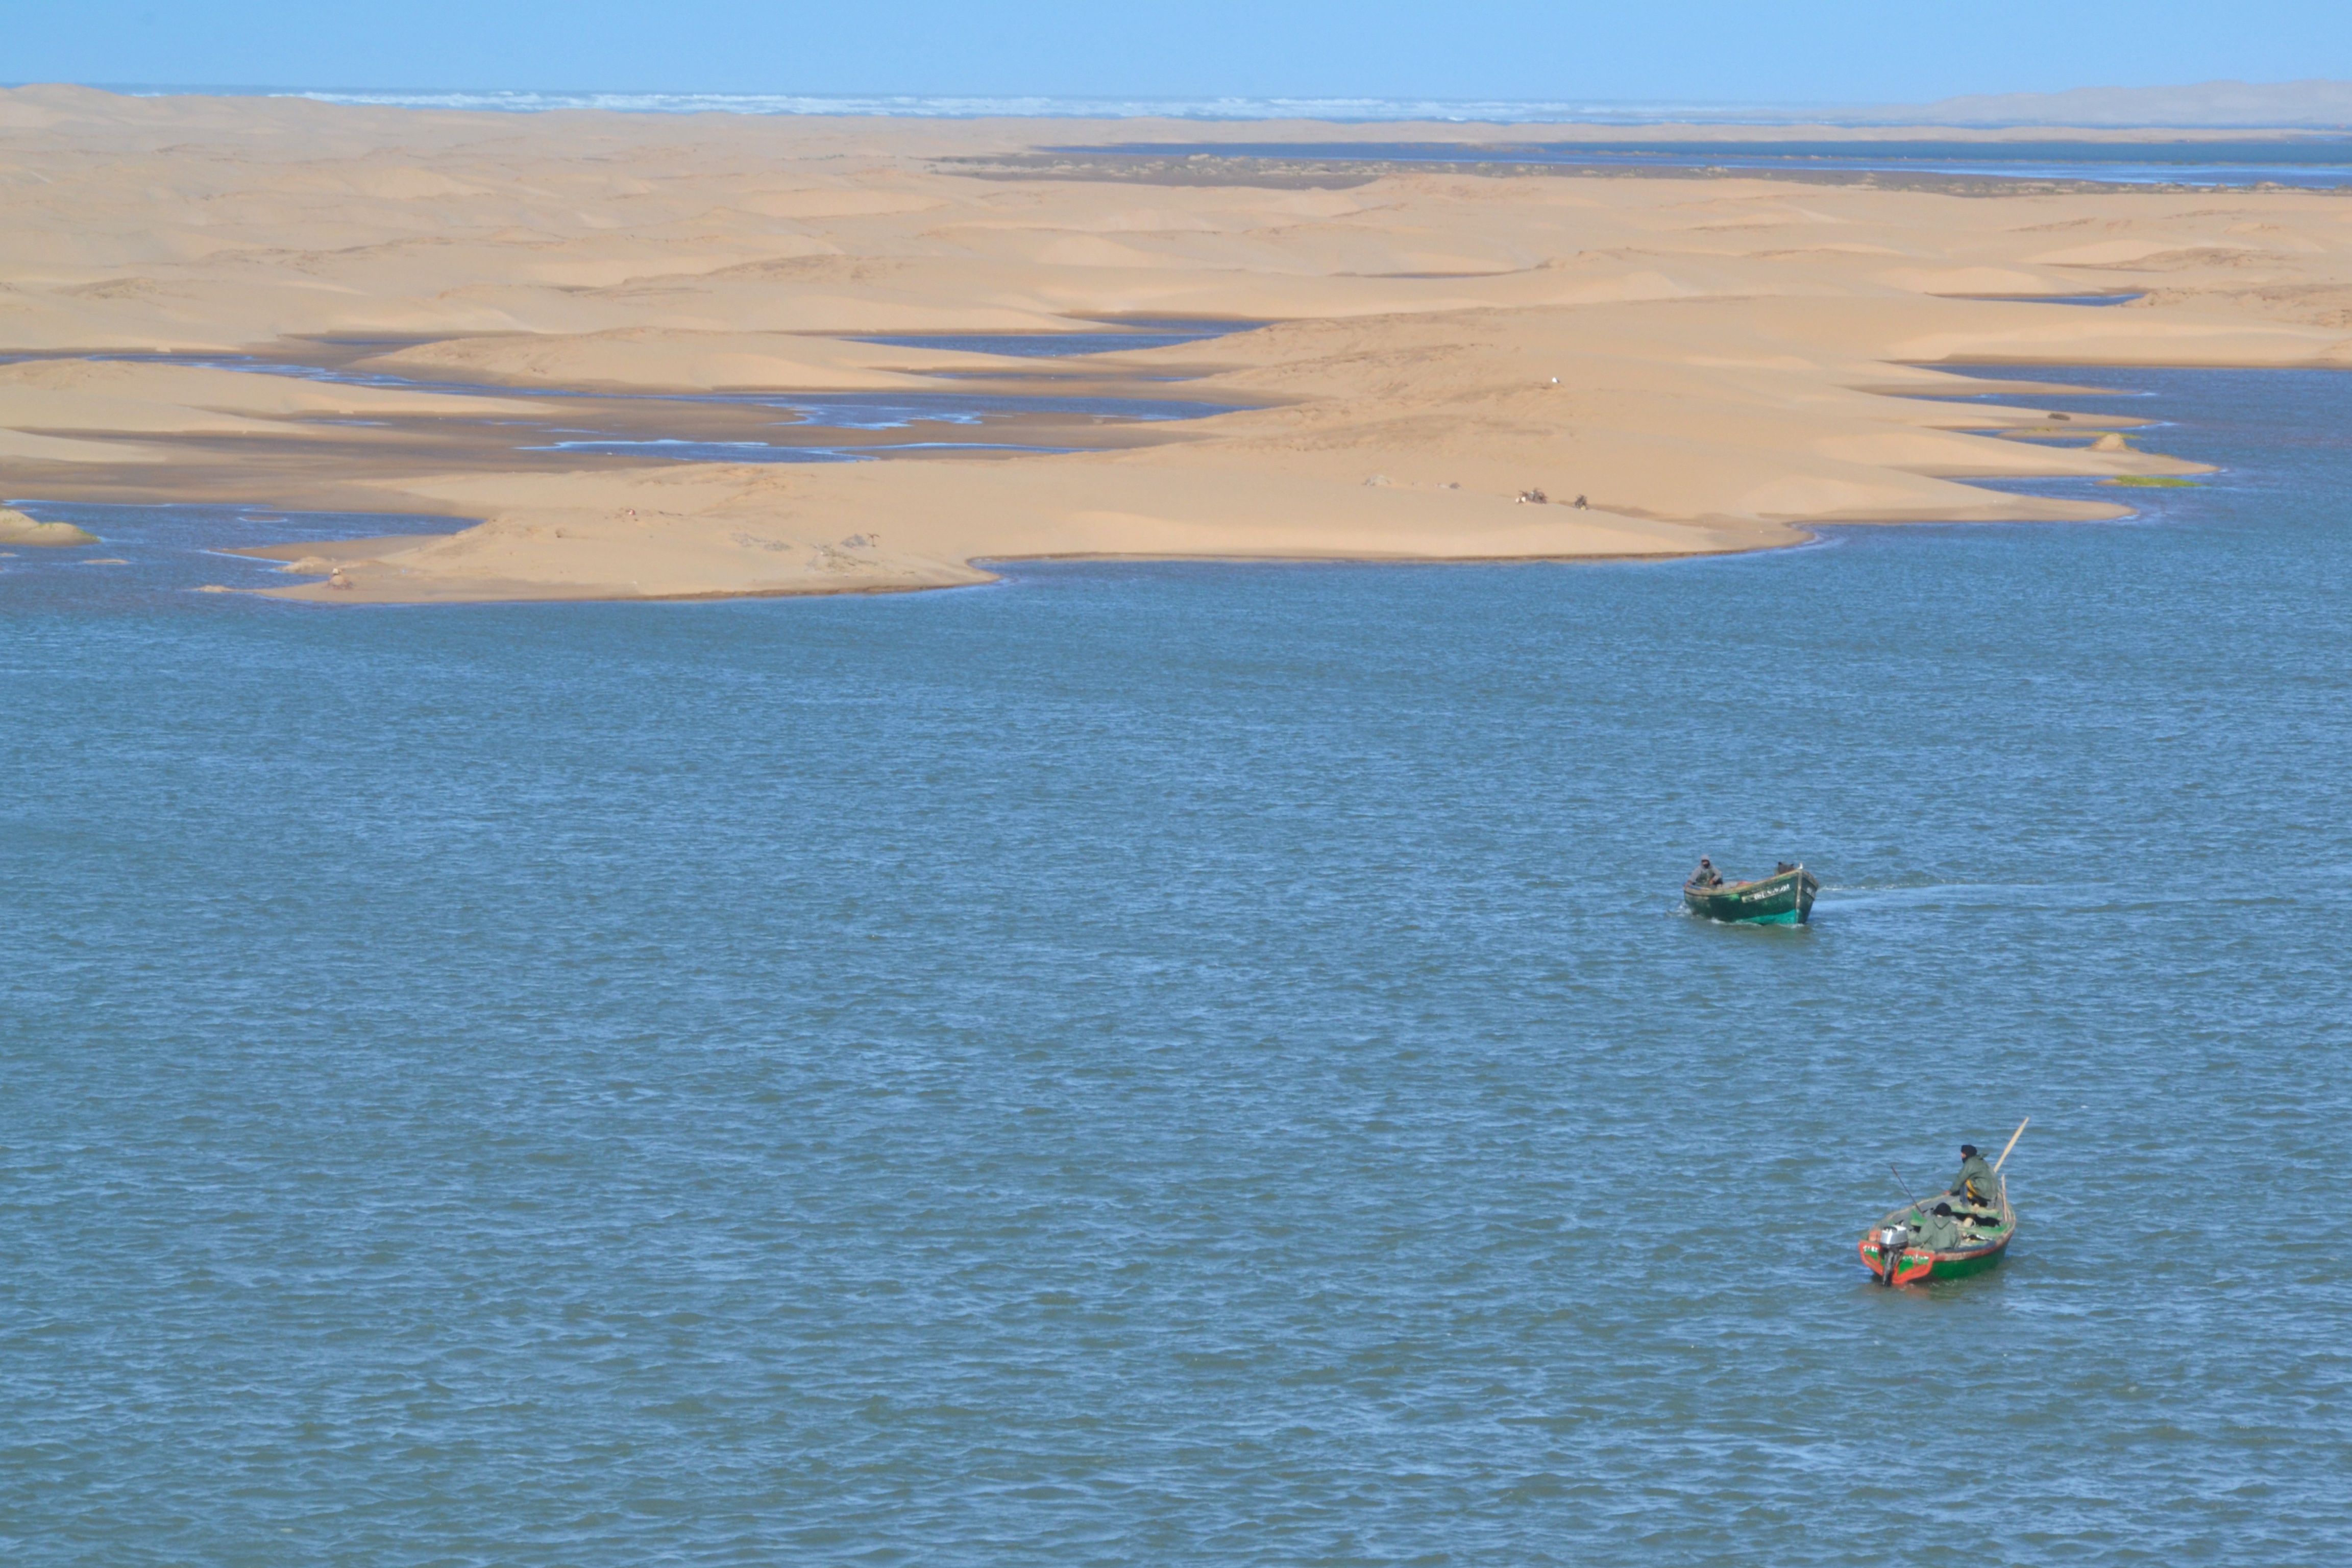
[1874,1223,1913,1285]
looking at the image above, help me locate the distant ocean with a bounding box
[105,87,1844,123]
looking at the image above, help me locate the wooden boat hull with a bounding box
[1859,1196,2017,1285]
[1684,866,1820,925]
[1859,1230,2014,1285]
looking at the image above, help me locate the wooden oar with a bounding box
[1992,1116,2030,1172]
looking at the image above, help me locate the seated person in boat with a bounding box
[1914,1202,1967,1252]
[1687,857,1724,888]
[1946,1144,2000,1212]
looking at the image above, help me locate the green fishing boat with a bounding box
[1858,1188,2017,1285]
[1859,1118,2028,1286]
[1683,864,1819,925]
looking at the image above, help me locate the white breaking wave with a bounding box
[103,81,2352,127]
[247,89,1834,124]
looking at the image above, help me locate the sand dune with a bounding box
[5,86,2348,602]
[244,459,1773,604]
[359,328,1020,390]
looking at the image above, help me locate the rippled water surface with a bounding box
[1068,140,2352,187]
[848,321,1264,358]
[4,369,2348,1564]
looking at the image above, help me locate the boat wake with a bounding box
[1817,881,2290,914]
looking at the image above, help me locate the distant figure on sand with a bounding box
[1687,857,1723,889]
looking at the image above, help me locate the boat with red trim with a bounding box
[1859,1189,2017,1285]
[1859,1118,2028,1286]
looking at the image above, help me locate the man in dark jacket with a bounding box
[1916,1203,1966,1252]
[1947,1144,2000,1210]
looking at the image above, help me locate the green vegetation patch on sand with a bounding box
[2099,475,2200,487]
[0,507,100,546]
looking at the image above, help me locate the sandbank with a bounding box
[0,505,99,546]
[4,86,2345,603]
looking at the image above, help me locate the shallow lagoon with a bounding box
[4,368,2348,1563]
[0,348,1255,471]
[1066,139,2352,188]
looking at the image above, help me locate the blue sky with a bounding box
[4,1,2346,105]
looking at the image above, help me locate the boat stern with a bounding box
[1859,1229,1935,1286]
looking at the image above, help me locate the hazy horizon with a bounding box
[10,78,2352,130]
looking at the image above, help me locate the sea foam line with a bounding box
[206,88,1836,124]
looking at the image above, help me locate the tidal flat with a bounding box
[7,87,2351,602]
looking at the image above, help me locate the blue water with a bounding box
[1068,140,2352,188]
[0,354,1247,467]
[518,438,1082,463]
[849,322,1264,359]
[5,368,2349,1563]
[92,88,2352,140]
[1948,292,2145,307]
[53,356,1246,430]
[114,88,1872,125]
